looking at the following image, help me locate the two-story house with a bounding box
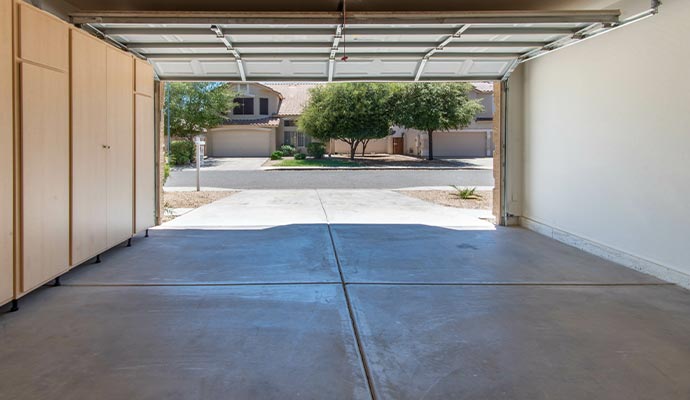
[205,82,494,158]
[205,82,315,157]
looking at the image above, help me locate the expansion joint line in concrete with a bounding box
[316,189,378,400]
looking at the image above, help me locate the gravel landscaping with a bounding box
[397,189,493,210]
[163,190,238,222]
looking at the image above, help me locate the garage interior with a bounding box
[1,0,689,399]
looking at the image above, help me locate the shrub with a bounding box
[163,163,171,184]
[280,144,296,156]
[452,186,481,200]
[270,151,284,160]
[294,152,306,160]
[307,142,326,159]
[169,140,195,165]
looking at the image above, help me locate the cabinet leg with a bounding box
[54,276,61,287]
[95,254,101,264]
[127,238,132,247]
[10,299,18,312]
[145,229,149,238]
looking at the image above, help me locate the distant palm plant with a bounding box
[452,186,481,200]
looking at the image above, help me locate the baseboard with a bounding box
[520,217,690,290]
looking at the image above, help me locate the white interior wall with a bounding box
[511,0,690,287]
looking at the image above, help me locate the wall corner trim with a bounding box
[520,217,690,290]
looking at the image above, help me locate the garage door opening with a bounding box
[160,79,500,227]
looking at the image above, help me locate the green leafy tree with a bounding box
[165,82,236,141]
[299,83,395,160]
[391,82,484,160]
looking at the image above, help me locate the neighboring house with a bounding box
[206,82,494,158]
[332,82,495,157]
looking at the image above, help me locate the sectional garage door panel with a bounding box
[434,131,488,157]
[208,130,272,157]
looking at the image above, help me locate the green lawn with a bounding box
[276,158,361,167]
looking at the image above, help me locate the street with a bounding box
[165,169,494,189]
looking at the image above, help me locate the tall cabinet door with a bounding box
[0,0,14,304]
[18,2,70,294]
[106,48,134,248]
[21,65,70,292]
[71,30,108,265]
[134,60,155,233]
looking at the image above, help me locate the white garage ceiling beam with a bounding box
[210,25,246,81]
[71,10,620,25]
[328,25,343,82]
[414,24,471,81]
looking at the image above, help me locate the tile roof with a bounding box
[263,82,320,116]
[471,82,494,94]
[260,81,493,116]
[222,117,280,127]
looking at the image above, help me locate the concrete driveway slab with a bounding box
[349,284,690,400]
[164,190,327,228]
[318,189,493,229]
[0,285,370,400]
[330,225,663,284]
[64,227,340,285]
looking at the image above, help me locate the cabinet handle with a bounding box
[102,145,107,149]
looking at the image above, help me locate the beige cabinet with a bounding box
[0,0,14,305]
[71,30,108,265]
[20,65,71,293]
[134,60,156,233]
[17,1,71,296]
[106,48,134,248]
[71,31,136,265]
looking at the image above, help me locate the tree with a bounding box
[298,83,395,160]
[165,82,236,141]
[391,82,484,160]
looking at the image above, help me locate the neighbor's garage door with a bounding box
[207,129,272,157]
[434,131,487,157]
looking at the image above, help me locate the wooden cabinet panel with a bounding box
[71,30,108,265]
[1,0,13,304]
[135,60,154,97]
[18,2,68,71]
[20,63,69,293]
[106,48,134,248]
[135,94,155,233]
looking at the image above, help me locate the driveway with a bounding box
[2,190,689,399]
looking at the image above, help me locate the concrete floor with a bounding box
[2,190,689,399]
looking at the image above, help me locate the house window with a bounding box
[283,131,294,145]
[283,119,296,127]
[297,132,306,147]
[259,98,269,115]
[233,98,254,115]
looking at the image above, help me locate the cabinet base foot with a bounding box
[127,238,132,247]
[10,299,18,312]
[54,277,61,287]
[95,255,101,264]
[145,229,149,238]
